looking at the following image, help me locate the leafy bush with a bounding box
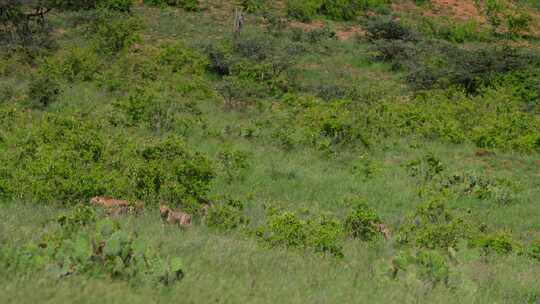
[397,199,470,250]
[144,0,199,11]
[52,0,132,11]
[438,173,520,205]
[206,31,299,98]
[406,43,537,94]
[344,202,382,241]
[506,11,531,37]
[473,231,516,255]
[158,42,208,75]
[91,10,141,54]
[528,238,540,261]
[406,153,445,183]
[40,47,100,82]
[205,198,249,231]
[97,0,133,12]
[217,148,251,184]
[320,0,360,20]
[286,0,323,22]
[365,16,414,41]
[415,250,450,287]
[112,86,204,134]
[256,210,344,257]
[241,0,267,12]
[26,73,61,108]
[130,136,215,207]
[5,114,108,204]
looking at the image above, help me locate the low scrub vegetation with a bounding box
[1,0,540,302]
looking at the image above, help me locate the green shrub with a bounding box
[26,73,62,108]
[112,86,204,134]
[91,10,141,54]
[405,153,445,183]
[217,148,251,184]
[405,43,537,94]
[241,0,267,12]
[344,202,382,241]
[286,0,323,22]
[474,231,516,255]
[256,210,344,257]
[6,114,108,204]
[98,0,133,12]
[415,250,450,287]
[144,0,199,11]
[40,47,100,82]
[506,11,531,37]
[206,198,249,231]
[158,42,208,75]
[528,238,540,261]
[397,199,469,250]
[320,0,360,21]
[364,16,414,41]
[130,136,215,207]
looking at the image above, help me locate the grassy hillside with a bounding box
[1,0,540,303]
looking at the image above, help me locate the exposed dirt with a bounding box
[430,0,484,21]
[393,0,486,23]
[336,26,365,41]
[289,20,326,32]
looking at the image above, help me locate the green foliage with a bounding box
[415,250,450,287]
[439,173,520,205]
[286,0,388,21]
[26,73,61,108]
[352,154,381,180]
[528,238,540,261]
[97,0,133,12]
[206,198,249,231]
[4,114,108,204]
[406,153,445,183]
[240,0,267,12]
[217,148,251,184]
[286,0,323,22]
[397,199,469,250]
[144,0,199,11]
[365,16,414,41]
[158,42,208,75]
[473,231,516,255]
[344,202,381,241]
[40,47,100,82]
[130,136,215,207]
[419,18,487,43]
[37,207,185,285]
[206,30,299,99]
[112,86,205,134]
[256,210,344,257]
[320,0,360,20]
[91,10,141,54]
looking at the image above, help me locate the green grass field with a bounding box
[1,0,540,303]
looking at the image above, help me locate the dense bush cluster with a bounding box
[256,210,345,257]
[143,0,199,11]
[286,0,389,21]
[0,112,215,206]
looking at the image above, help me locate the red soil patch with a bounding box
[289,20,326,32]
[336,26,365,41]
[430,0,484,21]
[394,0,486,23]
